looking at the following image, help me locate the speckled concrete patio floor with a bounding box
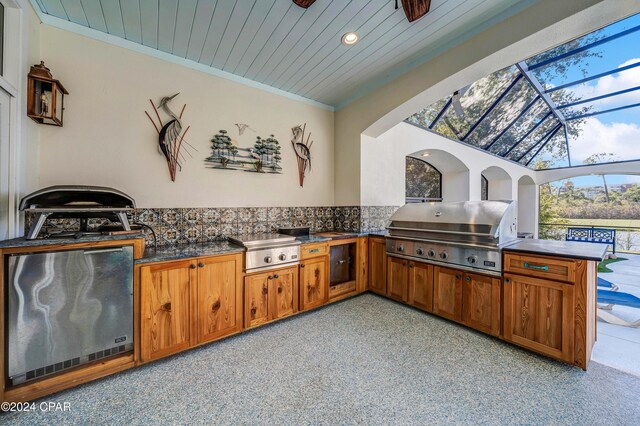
[2,293,640,425]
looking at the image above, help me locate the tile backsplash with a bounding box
[25,205,399,247]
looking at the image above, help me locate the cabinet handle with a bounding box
[273,274,279,279]
[198,262,205,268]
[190,264,197,269]
[524,262,549,271]
[309,248,320,253]
[300,264,305,268]
[455,274,461,279]
[409,263,414,268]
[465,276,470,282]
[268,276,273,280]
[505,278,511,283]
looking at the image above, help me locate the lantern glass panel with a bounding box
[55,86,63,123]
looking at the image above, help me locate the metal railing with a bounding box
[539,222,640,254]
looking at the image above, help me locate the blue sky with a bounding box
[531,12,640,185]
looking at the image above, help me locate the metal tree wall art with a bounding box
[145,93,194,181]
[291,124,313,186]
[205,131,282,174]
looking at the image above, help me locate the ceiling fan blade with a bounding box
[293,0,316,8]
[401,0,432,23]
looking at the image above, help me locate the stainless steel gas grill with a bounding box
[386,201,518,276]
[228,233,301,273]
[20,185,136,239]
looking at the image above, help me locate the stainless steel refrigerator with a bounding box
[6,246,134,385]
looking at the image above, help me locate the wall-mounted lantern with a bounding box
[27,61,68,126]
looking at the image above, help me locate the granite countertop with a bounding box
[298,231,388,244]
[503,239,609,262]
[0,233,145,249]
[137,241,245,264]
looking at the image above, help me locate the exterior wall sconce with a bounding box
[27,61,68,127]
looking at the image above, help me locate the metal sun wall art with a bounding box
[205,129,282,174]
[145,93,195,182]
[291,124,313,187]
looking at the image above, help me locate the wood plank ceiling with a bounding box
[33,0,530,107]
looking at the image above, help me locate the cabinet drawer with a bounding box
[504,253,575,283]
[300,242,329,259]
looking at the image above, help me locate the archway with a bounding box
[481,166,513,201]
[518,175,537,235]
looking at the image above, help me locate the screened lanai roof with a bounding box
[406,12,640,170]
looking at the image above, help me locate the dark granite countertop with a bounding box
[299,231,388,243]
[297,235,332,243]
[0,233,145,249]
[503,239,609,262]
[137,241,245,264]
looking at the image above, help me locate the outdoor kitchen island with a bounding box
[375,201,608,370]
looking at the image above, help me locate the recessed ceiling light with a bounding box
[422,152,430,157]
[341,32,359,45]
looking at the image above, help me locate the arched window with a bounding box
[405,157,442,203]
[481,175,489,200]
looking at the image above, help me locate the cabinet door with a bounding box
[272,267,299,320]
[433,266,463,322]
[503,273,574,362]
[368,237,387,295]
[408,261,433,312]
[386,257,409,302]
[462,273,500,336]
[140,260,195,362]
[197,254,242,344]
[300,256,329,311]
[244,272,271,328]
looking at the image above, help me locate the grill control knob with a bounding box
[397,245,405,253]
[264,256,273,264]
[440,252,448,260]
[427,249,436,258]
[416,248,424,256]
[278,254,287,261]
[467,255,478,264]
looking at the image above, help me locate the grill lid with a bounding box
[388,201,517,246]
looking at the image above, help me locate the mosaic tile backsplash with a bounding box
[25,206,399,247]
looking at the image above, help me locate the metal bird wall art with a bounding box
[145,93,195,182]
[291,124,313,187]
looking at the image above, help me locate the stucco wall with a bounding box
[36,26,334,208]
[362,122,535,206]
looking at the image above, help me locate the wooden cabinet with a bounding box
[385,257,434,312]
[244,266,299,328]
[462,272,500,336]
[299,255,329,311]
[408,261,433,312]
[197,256,243,344]
[503,272,575,362]
[433,266,463,322]
[386,256,409,301]
[245,271,272,328]
[140,260,195,362]
[272,267,298,320]
[140,254,242,363]
[368,236,387,295]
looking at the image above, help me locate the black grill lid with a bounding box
[19,185,135,210]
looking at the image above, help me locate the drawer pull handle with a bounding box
[465,276,471,282]
[273,274,279,279]
[524,262,548,271]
